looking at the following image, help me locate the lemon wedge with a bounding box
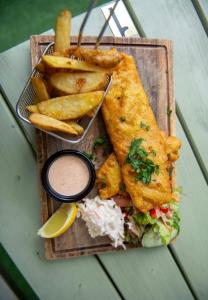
[37,203,77,238]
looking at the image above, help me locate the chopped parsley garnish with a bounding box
[119,116,126,122]
[101,182,107,188]
[83,152,95,161]
[99,176,107,188]
[93,137,105,148]
[119,182,126,193]
[140,121,150,131]
[126,138,159,184]
[167,108,172,116]
[155,165,160,175]
[150,149,157,157]
[93,136,111,153]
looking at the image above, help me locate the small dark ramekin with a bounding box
[41,149,96,203]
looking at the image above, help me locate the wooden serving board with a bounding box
[30,35,174,260]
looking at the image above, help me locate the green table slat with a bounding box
[99,245,194,300]
[0,94,121,300]
[171,120,208,299]
[128,0,208,181]
[127,0,208,298]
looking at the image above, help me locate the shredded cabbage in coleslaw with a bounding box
[78,197,125,248]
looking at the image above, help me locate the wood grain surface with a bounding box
[30,35,174,260]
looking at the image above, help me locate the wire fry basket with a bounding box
[16,0,120,144]
[16,42,112,144]
[16,0,120,143]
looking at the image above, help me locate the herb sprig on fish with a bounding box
[126,138,159,184]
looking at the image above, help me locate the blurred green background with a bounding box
[0,0,109,53]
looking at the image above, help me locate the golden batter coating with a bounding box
[102,53,181,212]
[96,153,122,199]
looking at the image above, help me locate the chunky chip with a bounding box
[31,77,50,102]
[64,121,84,134]
[29,113,78,135]
[31,91,103,120]
[42,55,108,72]
[49,72,107,94]
[27,105,39,113]
[54,10,71,53]
[74,47,123,68]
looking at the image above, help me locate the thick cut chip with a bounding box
[42,55,108,73]
[49,72,107,94]
[63,121,84,134]
[29,113,77,135]
[27,105,39,113]
[54,10,71,53]
[36,91,104,120]
[96,153,122,199]
[31,77,50,102]
[74,47,123,68]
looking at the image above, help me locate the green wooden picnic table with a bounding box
[0,0,208,299]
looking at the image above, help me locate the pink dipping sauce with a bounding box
[48,155,90,196]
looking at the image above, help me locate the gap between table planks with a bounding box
[126,0,208,298]
[30,35,175,259]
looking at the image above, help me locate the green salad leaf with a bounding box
[141,227,163,247]
[142,223,178,247]
[132,200,180,246]
[133,212,157,225]
[167,201,180,233]
[154,222,172,245]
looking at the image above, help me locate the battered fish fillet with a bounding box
[96,153,122,199]
[102,53,181,213]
